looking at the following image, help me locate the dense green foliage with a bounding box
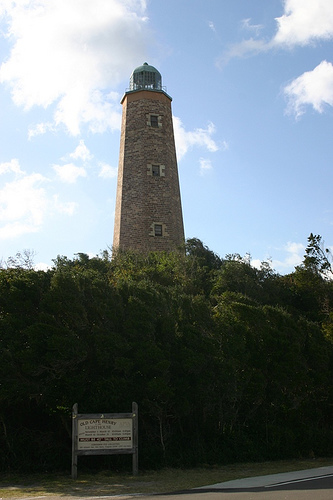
[1,237,333,472]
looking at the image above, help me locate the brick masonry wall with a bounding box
[113,90,185,252]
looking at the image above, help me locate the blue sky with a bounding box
[0,0,333,273]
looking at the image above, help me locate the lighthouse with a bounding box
[113,63,184,253]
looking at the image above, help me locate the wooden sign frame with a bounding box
[71,402,138,478]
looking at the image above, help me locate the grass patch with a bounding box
[0,458,332,498]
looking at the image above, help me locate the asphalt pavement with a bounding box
[135,465,333,499]
[196,464,333,490]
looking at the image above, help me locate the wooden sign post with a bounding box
[71,402,138,479]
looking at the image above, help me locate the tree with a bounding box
[1,241,333,471]
[185,238,222,270]
[302,233,333,279]
[1,249,36,270]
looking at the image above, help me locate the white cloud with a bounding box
[221,1,333,62]
[34,261,50,271]
[251,241,305,274]
[98,163,117,179]
[273,0,333,47]
[53,195,77,215]
[53,163,87,183]
[241,18,263,36]
[54,88,122,136]
[272,241,304,271]
[0,0,150,135]
[218,1,333,118]
[0,158,24,175]
[173,117,220,161]
[284,60,333,117]
[70,140,93,162]
[0,172,48,238]
[0,221,39,239]
[0,173,47,225]
[80,91,122,134]
[0,158,79,239]
[285,241,304,255]
[218,38,269,67]
[199,158,213,176]
[250,259,262,270]
[28,122,56,139]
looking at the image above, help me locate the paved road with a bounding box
[132,466,333,500]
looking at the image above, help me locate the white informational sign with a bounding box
[71,403,138,479]
[77,418,133,450]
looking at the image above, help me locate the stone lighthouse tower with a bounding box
[113,63,184,253]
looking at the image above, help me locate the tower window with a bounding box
[150,115,159,127]
[147,164,165,177]
[154,224,163,236]
[149,222,168,237]
[147,113,162,128]
[152,165,160,176]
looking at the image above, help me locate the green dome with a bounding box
[129,62,162,91]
